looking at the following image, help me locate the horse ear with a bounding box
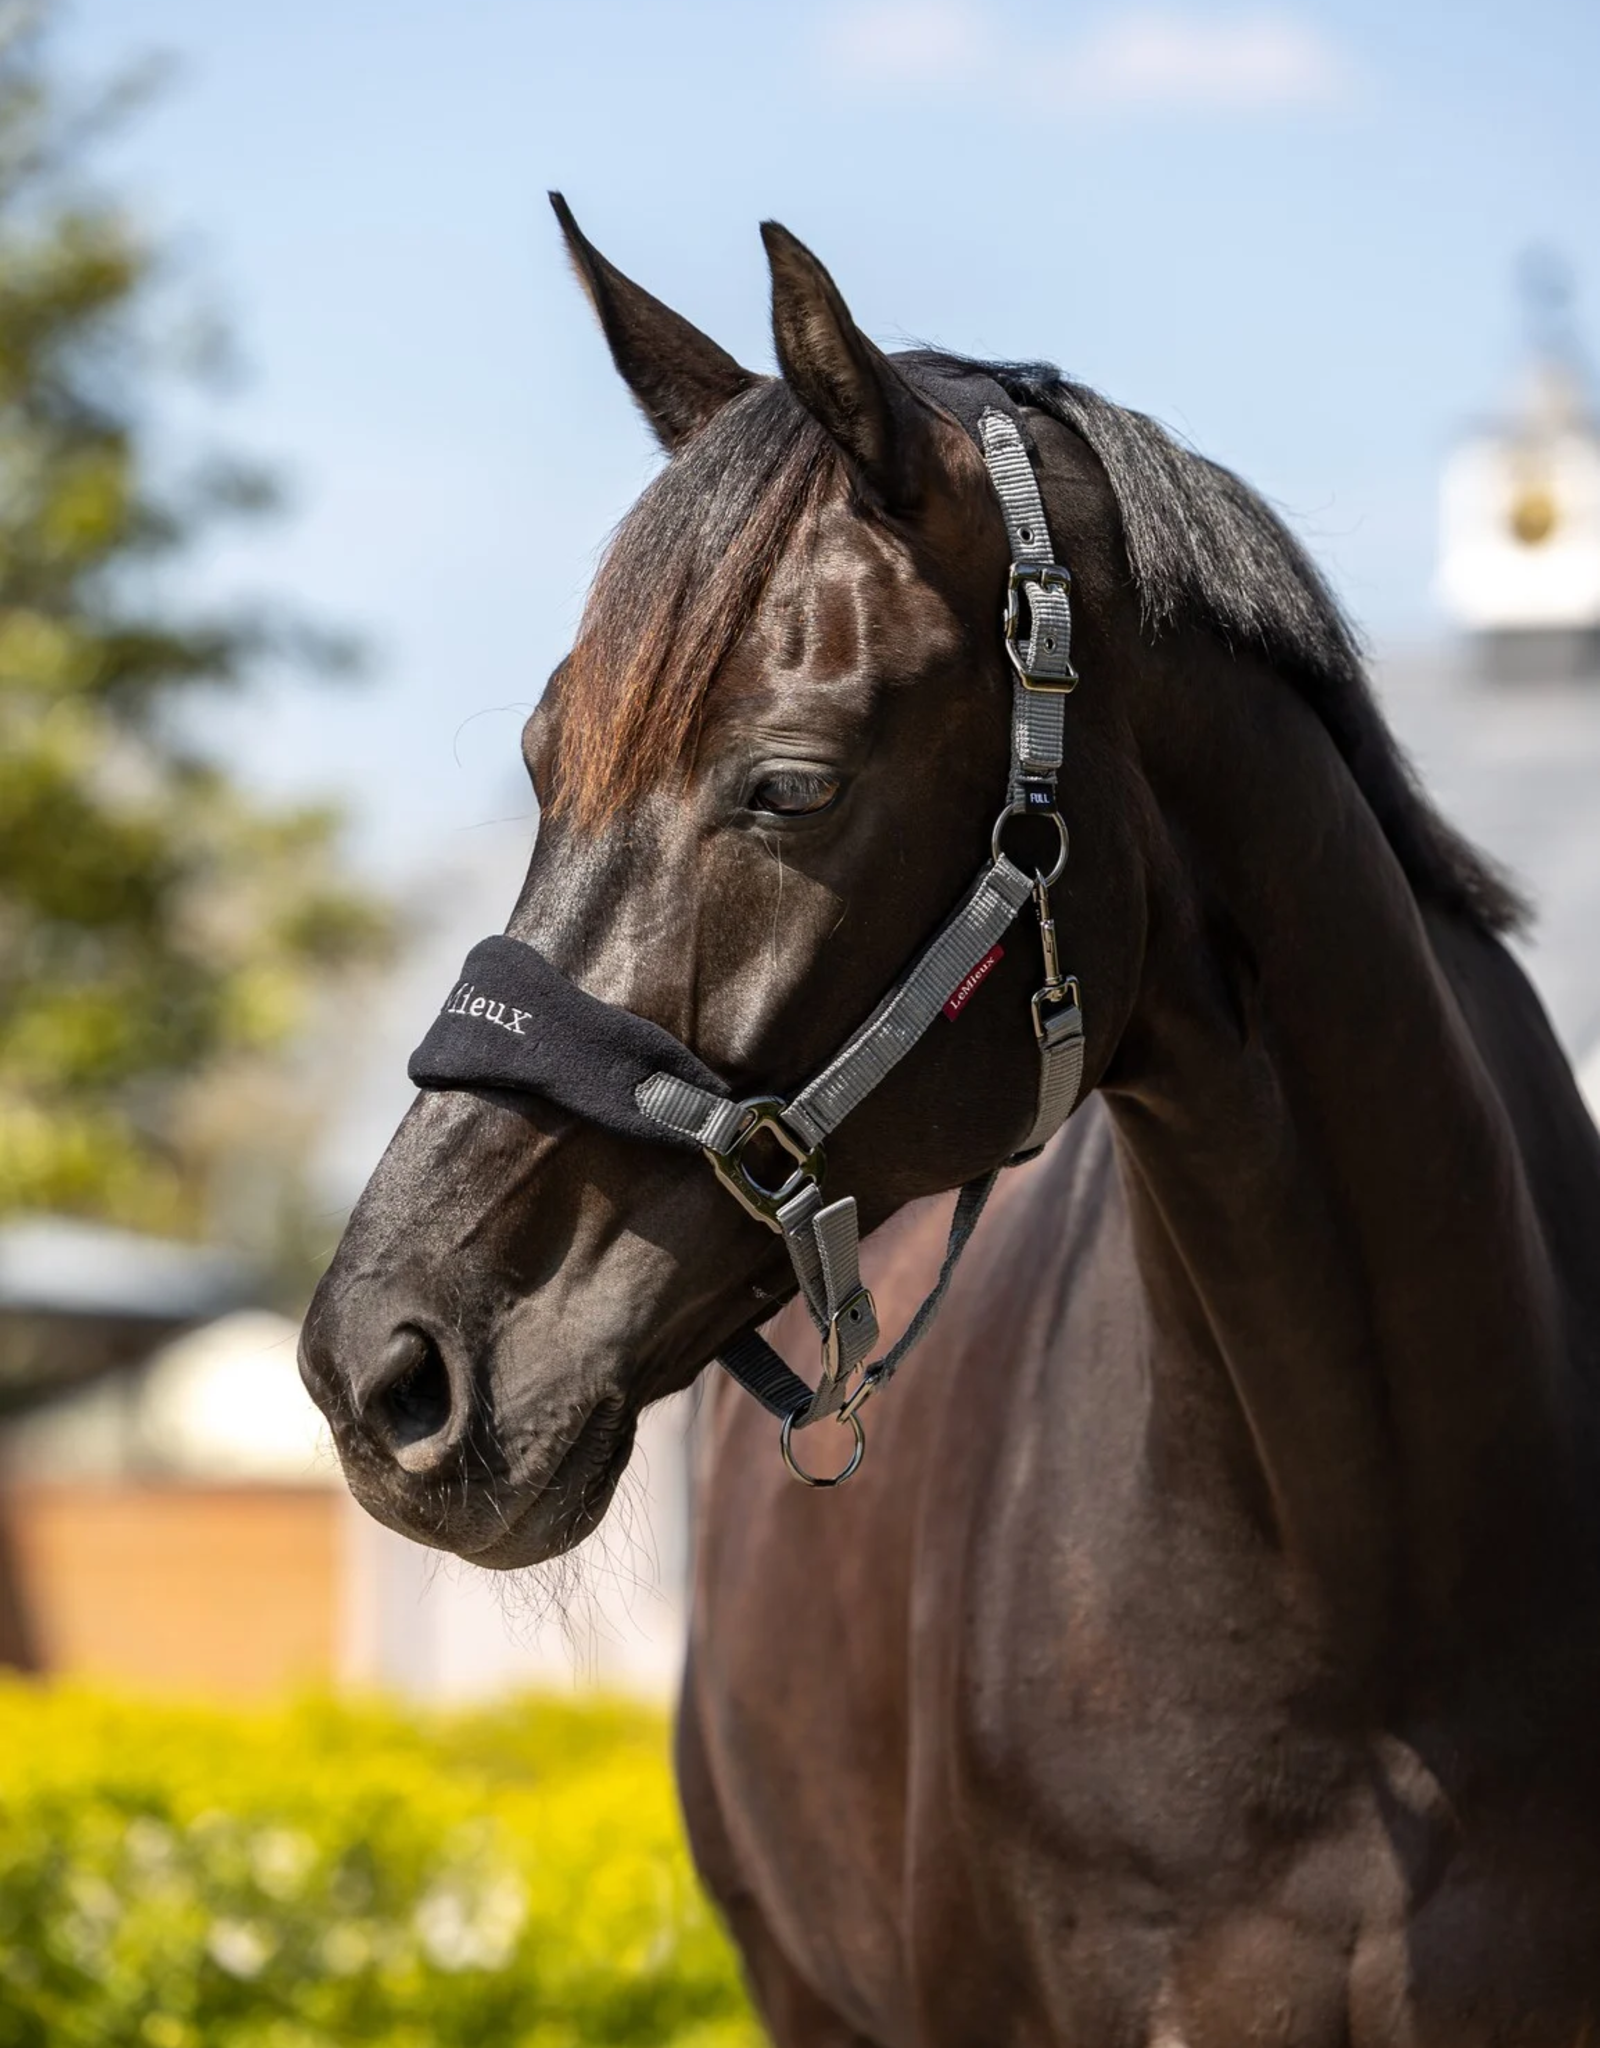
[761,221,932,513]
[550,193,757,452]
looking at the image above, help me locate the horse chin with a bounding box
[339,1393,637,1570]
[468,1401,637,1569]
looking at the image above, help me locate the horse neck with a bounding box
[1101,635,1599,1688]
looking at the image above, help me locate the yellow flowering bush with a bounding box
[0,1684,761,2047]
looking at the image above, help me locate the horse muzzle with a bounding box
[298,1286,637,1567]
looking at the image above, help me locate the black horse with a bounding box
[303,208,1600,2044]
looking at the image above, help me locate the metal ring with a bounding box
[779,1409,866,1488]
[990,802,1068,885]
[705,1099,825,1231]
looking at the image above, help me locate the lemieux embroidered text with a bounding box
[442,982,533,1037]
[942,943,1004,1021]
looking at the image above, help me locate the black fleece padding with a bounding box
[407,935,730,1149]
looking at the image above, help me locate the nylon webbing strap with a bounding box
[633,1071,746,1151]
[980,406,1084,1163]
[786,856,1032,1146]
[632,854,1033,1150]
[777,1187,876,1356]
[631,848,1039,1430]
[715,1170,998,1424]
[979,409,1074,799]
[864,1170,997,1391]
[1016,993,1086,1159]
[718,1327,815,1422]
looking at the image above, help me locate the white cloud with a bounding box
[818,4,1355,112]
[819,0,990,89]
[1070,11,1354,110]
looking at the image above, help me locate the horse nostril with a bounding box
[368,1326,459,1465]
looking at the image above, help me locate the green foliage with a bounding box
[0,6,392,1255]
[0,1683,761,2048]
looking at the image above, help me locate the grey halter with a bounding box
[410,401,1084,1486]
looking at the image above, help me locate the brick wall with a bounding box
[4,1484,340,1698]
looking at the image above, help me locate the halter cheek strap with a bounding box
[407,403,1086,1483]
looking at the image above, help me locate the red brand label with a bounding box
[943,943,1004,1021]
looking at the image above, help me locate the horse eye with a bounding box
[749,770,841,817]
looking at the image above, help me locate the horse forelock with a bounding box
[549,380,838,831]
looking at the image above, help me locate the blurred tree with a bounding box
[0,5,392,1288]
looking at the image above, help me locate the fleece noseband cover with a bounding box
[407,935,731,1149]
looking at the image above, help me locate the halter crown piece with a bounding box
[409,383,1085,1486]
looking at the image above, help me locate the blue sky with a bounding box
[62,0,1600,872]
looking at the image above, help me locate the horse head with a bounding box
[298,206,1146,1565]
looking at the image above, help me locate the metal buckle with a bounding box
[821,1285,878,1384]
[705,1098,824,1230]
[1003,562,1078,690]
[991,802,1069,885]
[1031,975,1082,1049]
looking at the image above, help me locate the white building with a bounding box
[1437,260,1600,680]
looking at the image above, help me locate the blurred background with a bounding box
[0,4,1589,2031]
[0,0,1596,2031]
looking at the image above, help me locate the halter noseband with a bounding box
[408,386,1085,1485]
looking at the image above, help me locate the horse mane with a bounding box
[969,356,1525,935]
[551,351,1524,936]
